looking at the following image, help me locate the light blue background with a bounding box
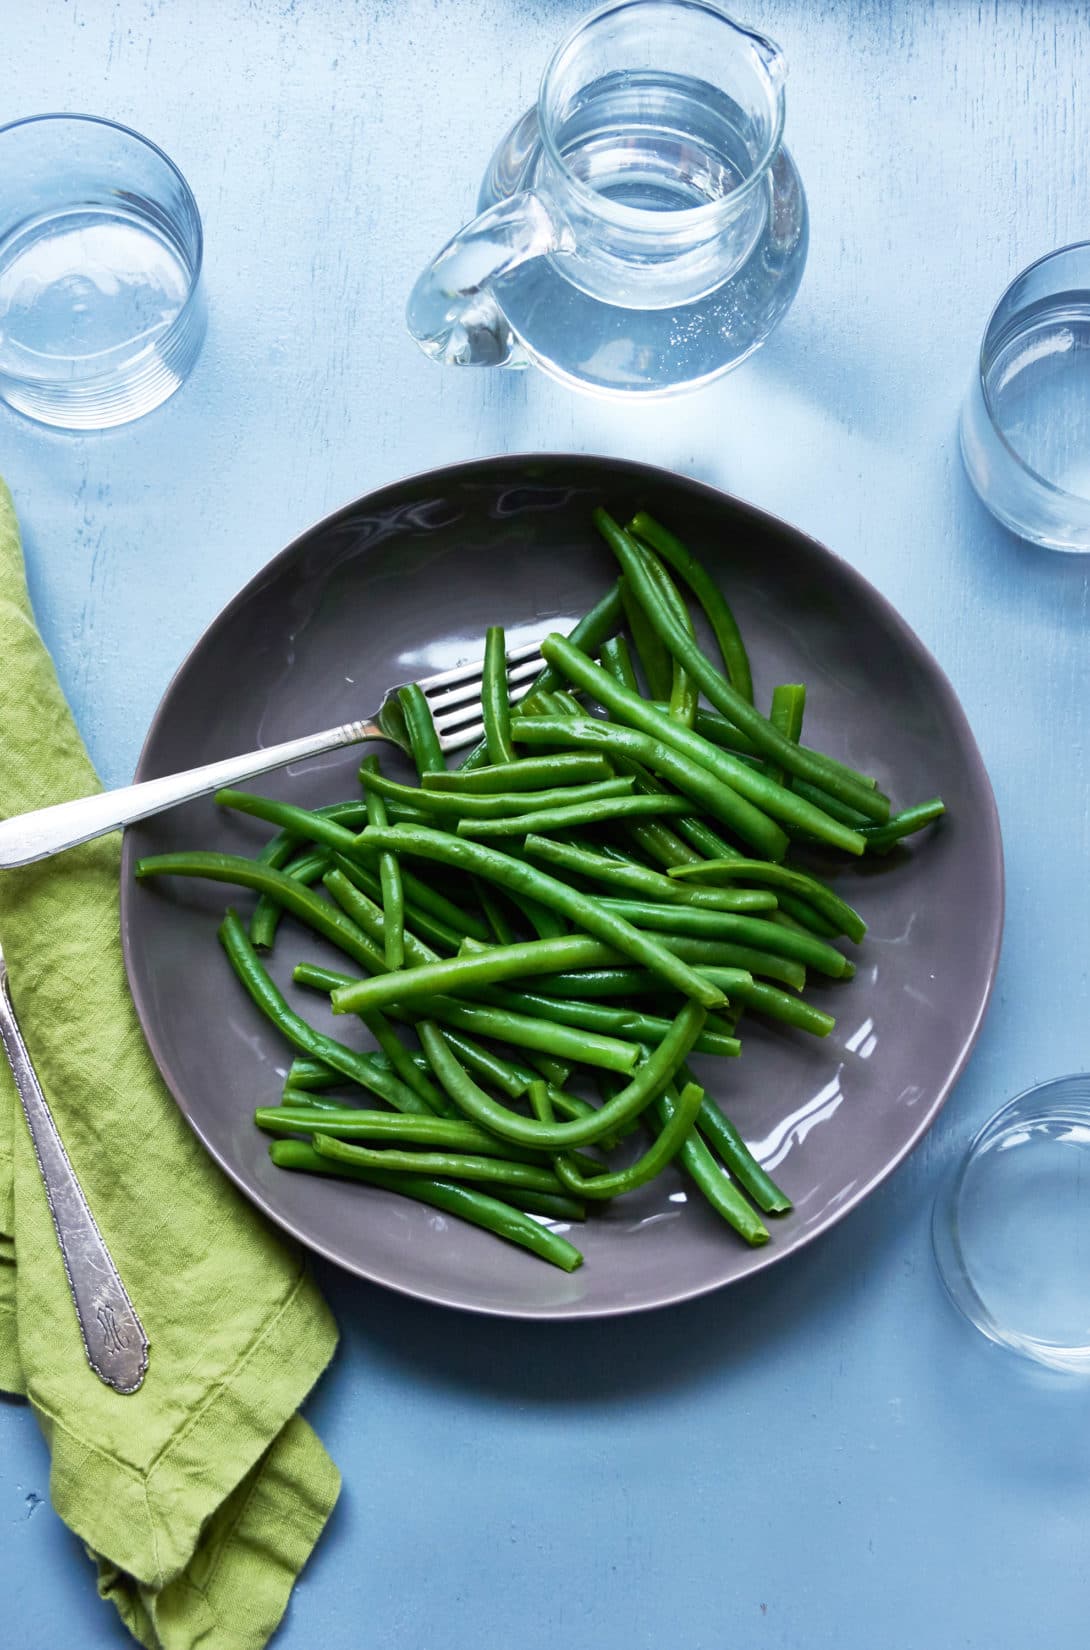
[3,2,1090,1646]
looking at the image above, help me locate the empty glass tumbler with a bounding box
[407,0,808,397]
[0,114,205,430]
[961,242,1090,551]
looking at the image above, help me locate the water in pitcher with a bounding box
[557,72,753,211]
[475,70,807,396]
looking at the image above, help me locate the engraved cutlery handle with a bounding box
[0,953,148,1394]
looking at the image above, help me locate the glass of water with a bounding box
[933,1074,1090,1375]
[406,0,808,396]
[960,242,1090,551]
[0,114,205,430]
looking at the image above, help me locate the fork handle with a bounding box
[0,720,384,870]
[0,963,149,1393]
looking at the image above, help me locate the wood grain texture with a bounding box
[2,4,1088,1648]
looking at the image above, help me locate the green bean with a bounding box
[628,511,755,703]
[725,978,835,1035]
[772,892,843,939]
[278,1085,360,1112]
[596,899,786,939]
[539,638,873,853]
[359,757,405,969]
[216,910,437,1113]
[456,793,693,838]
[503,887,569,941]
[608,755,733,872]
[620,573,674,701]
[790,779,871,827]
[598,634,640,694]
[250,845,330,949]
[258,1106,546,1157]
[286,1056,343,1091]
[527,1054,574,1091]
[417,1000,707,1148]
[690,1084,793,1215]
[512,715,790,861]
[481,625,518,765]
[497,1190,587,1222]
[692,712,883,800]
[600,890,777,919]
[624,820,704,870]
[521,838,791,930]
[423,754,614,794]
[312,1135,571,1195]
[326,932,639,1016]
[592,510,890,821]
[361,769,636,819]
[216,788,369,858]
[137,852,388,972]
[357,825,728,1009]
[397,682,445,775]
[475,878,518,944]
[654,1090,769,1245]
[673,813,740,863]
[270,1139,584,1270]
[377,994,641,1075]
[355,849,490,941]
[357,1006,450,1114]
[463,926,808,990]
[539,1078,705,1200]
[859,799,946,853]
[484,988,741,1057]
[518,691,572,717]
[667,859,866,943]
[247,799,368,871]
[290,961,539,1099]
[766,683,806,789]
[458,579,625,771]
[638,548,699,731]
[439,1030,538,1099]
[328,853,463,953]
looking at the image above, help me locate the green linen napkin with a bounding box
[0,478,340,1649]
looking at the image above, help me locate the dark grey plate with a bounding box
[120,455,1003,1319]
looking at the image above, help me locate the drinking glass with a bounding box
[932,1074,1090,1375]
[407,0,808,397]
[0,114,205,430]
[960,242,1090,551]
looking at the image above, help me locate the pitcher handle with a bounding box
[406,191,569,369]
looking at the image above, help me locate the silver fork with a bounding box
[0,941,149,1393]
[0,638,548,870]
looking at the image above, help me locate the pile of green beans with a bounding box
[135,506,945,1274]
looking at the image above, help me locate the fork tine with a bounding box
[418,638,543,695]
[425,651,545,717]
[433,673,548,751]
[431,666,543,731]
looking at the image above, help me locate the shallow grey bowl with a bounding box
[120,454,1003,1318]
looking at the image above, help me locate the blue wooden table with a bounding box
[4,3,1090,1646]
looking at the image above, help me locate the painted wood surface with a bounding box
[2,4,1089,1647]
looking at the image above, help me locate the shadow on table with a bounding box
[312,1169,907,1409]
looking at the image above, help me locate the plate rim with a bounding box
[120,452,1005,1319]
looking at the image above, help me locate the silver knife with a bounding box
[0,942,148,1394]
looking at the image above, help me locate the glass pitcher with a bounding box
[406,0,808,398]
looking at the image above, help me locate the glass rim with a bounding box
[976,237,1090,505]
[934,1070,1090,1366]
[536,0,786,233]
[0,111,204,388]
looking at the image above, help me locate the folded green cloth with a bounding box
[0,478,340,1649]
